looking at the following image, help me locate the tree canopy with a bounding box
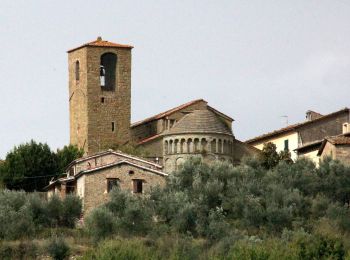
[0,141,83,191]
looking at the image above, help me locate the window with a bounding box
[112,122,115,132]
[133,179,143,193]
[75,61,80,81]
[128,170,134,175]
[101,97,105,103]
[100,53,117,91]
[107,178,119,193]
[284,139,289,151]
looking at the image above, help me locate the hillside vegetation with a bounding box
[1,143,350,259]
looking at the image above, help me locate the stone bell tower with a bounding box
[68,37,133,155]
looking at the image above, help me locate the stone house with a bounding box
[45,150,167,214]
[317,132,350,166]
[246,108,350,164]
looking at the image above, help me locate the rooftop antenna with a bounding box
[281,115,289,126]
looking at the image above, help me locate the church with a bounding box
[45,37,258,213]
[68,37,257,172]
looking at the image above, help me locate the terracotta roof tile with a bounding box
[246,108,349,144]
[137,134,163,145]
[164,109,233,136]
[131,99,206,128]
[68,37,133,53]
[326,135,350,145]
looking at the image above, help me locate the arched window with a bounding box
[100,53,117,91]
[75,61,80,81]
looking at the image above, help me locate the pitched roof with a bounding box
[246,108,350,144]
[164,109,233,136]
[137,134,163,145]
[44,160,167,190]
[75,160,168,178]
[131,99,206,128]
[67,37,133,53]
[65,149,162,171]
[294,139,323,153]
[317,132,350,156]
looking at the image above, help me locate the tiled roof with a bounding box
[75,160,168,178]
[246,108,349,144]
[67,37,133,53]
[137,134,163,145]
[317,132,350,156]
[165,109,233,136]
[326,135,350,145]
[65,149,162,171]
[131,99,206,128]
[294,139,323,152]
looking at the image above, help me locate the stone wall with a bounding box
[131,101,208,142]
[82,164,166,214]
[335,145,350,166]
[299,112,349,144]
[163,133,235,172]
[69,46,132,155]
[69,151,161,175]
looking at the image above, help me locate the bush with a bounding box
[47,236,70,260]
[85,207,115,242]
[0,191,34,239]
[61,195,82,228]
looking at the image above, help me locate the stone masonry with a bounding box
[68,38,132,155]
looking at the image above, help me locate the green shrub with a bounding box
[61,195,82,228]
[85,207,115,242]
[47,236,70,260]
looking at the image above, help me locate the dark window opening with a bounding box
[133,179,143,193]
[100,53,117,91]
[69,168,74,177]
[101,97,105,103]
[75,61,80,81]
[284,139,289,151]
[107,178,119,193]
[129,170,134,175]
[112,122,115,132]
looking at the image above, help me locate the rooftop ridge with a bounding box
[67,37,133,53]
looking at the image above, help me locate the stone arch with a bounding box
[201,138,207,152]
[187,138,193,153]
[180,139,186,153]
[174,139,179,153]
[218,139,222,154]
[211,139,217,153]
[194,138,200,152]
[100,52,117,91]
[165,158,172,172]
[175,157,185,170]
[169,140,174,154]
[164,140,168,155]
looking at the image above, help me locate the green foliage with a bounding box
[61,194,82,228]
[47,236,70,260]
[55,144,84,174]
[85,207,116,242]
[0,141,83,191]
[260,142,293,169]
[1,140,58,191]
[0,191,82,240]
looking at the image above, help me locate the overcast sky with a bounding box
[0,0,350,158]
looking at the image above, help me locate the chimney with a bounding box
[306,110,323,121]
[343,123,349,134]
